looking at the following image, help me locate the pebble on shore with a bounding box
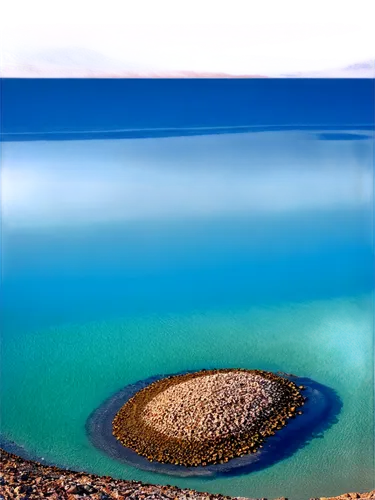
[1,448,374,499]
[112,369,306,467]
[0,448,278,499]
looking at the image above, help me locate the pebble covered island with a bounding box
[112,369,306,467]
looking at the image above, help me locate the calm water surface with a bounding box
[1,128,374,499]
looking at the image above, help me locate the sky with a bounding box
[7,22,362,50]
[0,22,375,78]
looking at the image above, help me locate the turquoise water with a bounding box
[1,130,374,499]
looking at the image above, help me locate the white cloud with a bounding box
[3,25,374,78]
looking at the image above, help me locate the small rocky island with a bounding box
[112,369,306,467]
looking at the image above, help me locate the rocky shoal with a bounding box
[113,369,305,467]
[1,448,374,500]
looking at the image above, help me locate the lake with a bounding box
[1,79,374,499]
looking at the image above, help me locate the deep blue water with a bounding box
[1,79,374,139]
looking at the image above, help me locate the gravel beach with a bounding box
[1,448,374,499]
[0,448,279,499]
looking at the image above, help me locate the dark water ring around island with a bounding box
[86,370,343,478]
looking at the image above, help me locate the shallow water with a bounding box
[1,129,374,499]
